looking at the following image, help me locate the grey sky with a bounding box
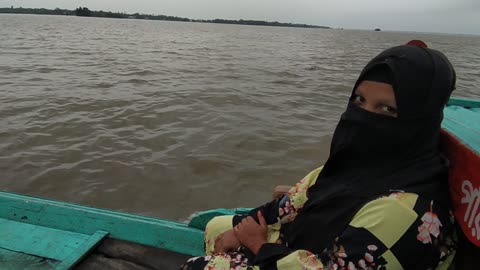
[2,0,479,34]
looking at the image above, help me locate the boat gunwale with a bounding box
[0,191,205,257]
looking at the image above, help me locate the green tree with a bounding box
[75,7,92,17]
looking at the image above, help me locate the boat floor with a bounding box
[75,238,191,270]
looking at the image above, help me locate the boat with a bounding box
[1,97,479,269]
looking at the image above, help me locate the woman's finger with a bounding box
[257,211,267,228]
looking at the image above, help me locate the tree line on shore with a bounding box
[0,6,330,29]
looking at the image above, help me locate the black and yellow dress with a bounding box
[181,167,456,270]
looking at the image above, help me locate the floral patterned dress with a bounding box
[180,167,456,270]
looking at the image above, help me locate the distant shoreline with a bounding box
[0,7,331,29]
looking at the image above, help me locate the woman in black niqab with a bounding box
[286,41,457,254]
[181,41,457,270]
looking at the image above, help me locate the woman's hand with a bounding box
[233,211,268,255]
[213,229,241,254]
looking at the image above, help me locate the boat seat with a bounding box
[0,217,107,270]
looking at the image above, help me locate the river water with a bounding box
[0,14,479,220]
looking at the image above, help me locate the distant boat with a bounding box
[374,28,381,32]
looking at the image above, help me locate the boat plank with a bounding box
[447,97,480,108]
[443,106,480,154]
[56,230,108,270]
[445,106,480,126]
[0,218,91,261]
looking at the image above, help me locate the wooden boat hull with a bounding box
[1,97,479,269]
[0,191,205,269]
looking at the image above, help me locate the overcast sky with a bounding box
[2,0,479,35]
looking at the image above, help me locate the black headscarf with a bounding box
[285,43,457,254]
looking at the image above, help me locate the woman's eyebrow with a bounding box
[354,85,367,94]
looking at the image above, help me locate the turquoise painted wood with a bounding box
[0,218,98,261]
[0,191,205,257]
[0,217,107,269]
[56,230,108,270]
[446,97,480,108]
[444,97,480,154]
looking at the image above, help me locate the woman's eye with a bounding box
[353,95,365,103]
[381,105,397,114]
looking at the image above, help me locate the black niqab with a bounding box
[285,44,457,254]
